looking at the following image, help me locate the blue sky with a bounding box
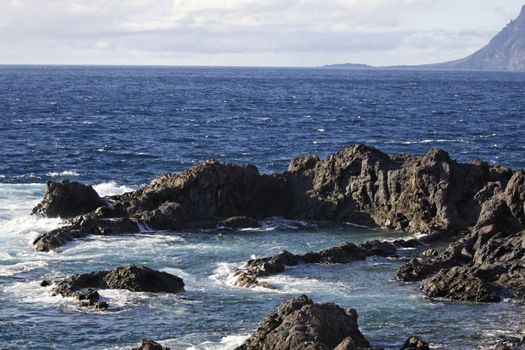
[0,0,523,66]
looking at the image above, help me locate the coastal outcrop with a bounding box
[49,265,184,308]
[33,145,516,251]
[31,145,525,303]
[233,240,398,288]
[234,295,372,350]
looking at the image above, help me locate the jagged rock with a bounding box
[233,240,398,288]
[32,145,524,254]
[402,336,429,350]
[421,266,500,302]
[52,265,184,308]
[220,216,260,229]
[130,339,170,350]
[30,145,525,303]
[32,180,106,218]
[234,295,371,350]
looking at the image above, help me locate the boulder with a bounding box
[51,265,184,308]
[130,339,170,350]
[402,336,429,350]
[32,180,106,218]
[234,295,370,350]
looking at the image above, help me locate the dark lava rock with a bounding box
[76,289,108,309]
[40,280,51,287]
[220,216,260,229]
[31,145,525,304]
[52,265,184,304]
[33,215,140,252]
[130,339,170,350]
[32,180,106,218]
[233,240,399,288]
[402,336,429,350]
[32,145,522,254]
[234,295,371,350]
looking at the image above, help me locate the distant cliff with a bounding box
[324,5,525,72]
[425,4,525,71]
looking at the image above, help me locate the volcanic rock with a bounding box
[234,295,371,350]
[51,265,184,308]
[32,180,106,218]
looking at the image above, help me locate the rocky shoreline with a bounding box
[29,144,525,348]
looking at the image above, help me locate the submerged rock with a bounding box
[234,295,371,350]
[130,339,170,350]
[32,180,106,218]
[51,265,184,308]
[220,216,260,229]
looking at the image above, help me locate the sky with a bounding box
[0,0,523,67]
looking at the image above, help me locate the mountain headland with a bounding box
[324,4,525,72]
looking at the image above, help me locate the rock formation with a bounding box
[31,145,525,303]
[235,295,430,350]
[33,145,517,251]
[49,265,184,308]
[234,295,372,350]
[32,180,106,218]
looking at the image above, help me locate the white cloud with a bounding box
[0,0,522,66]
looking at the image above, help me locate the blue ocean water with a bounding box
[1,66,525,184]
[1,66,525,349]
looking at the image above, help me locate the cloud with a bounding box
[0,0,521,66]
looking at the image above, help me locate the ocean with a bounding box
[1,66,524,349]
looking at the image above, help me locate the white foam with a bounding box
[187,335,248,350]
[93,181,135,196]
[2,280,72,307]
[209,262,239,286]
[46,170,80,177]
[0,260,48,277]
